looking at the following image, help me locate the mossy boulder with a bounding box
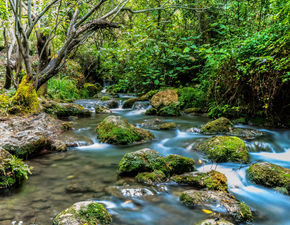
[173,170,228,192]
[0,148,31,190]
[100,96,112,101]
[84,83,102,97]
[145,107,157,115]
[158,102,181,116]
[196,136,249,163]
[151,89,179,108]
[123,98,140,109]
[195,219,234,225]
[96,116,154,145]
[135,170,167,185]
[180,190,253,223]
[164,154,195,175]
[117,148,169,176]
[184,107,203,114]
[247,162,290,194]
[139,90,159,101]
[201,117,233,134]
[43,101,91,118]
[53,201,112,225]
[138,118,176,130]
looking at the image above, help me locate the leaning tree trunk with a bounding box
[36,32,51,96]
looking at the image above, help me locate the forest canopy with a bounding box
[0,0,289,126]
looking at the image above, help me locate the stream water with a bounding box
[0,97,289,225]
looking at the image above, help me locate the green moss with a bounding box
[247,162,290,194]
[0,94,9,108]
[239,201,253,222]
[10,76,40,114]
[0,149,32,190]
[158,102,181,116]
[135,170,167,185]
[197,136,249,163]
[164,154,195,175]
[78,203,112,224]
[173,170,228,192]
[145,107,157,115]
[123,98,139,108]
[96,116,154,145]
[139,90,159,101]
[157,122,177,130]
[101,96,112,101]
[184,107,202,114]
[84,83,102,97]
[201,117,233,134]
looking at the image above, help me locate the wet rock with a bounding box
[200,117,263,139]
[65,183,97,193]
[103,99,118,109]
[132,101,150,110]
[172,170,228,192]
[106,185,157,200]
[180,190,253,223]
[117,148,169,176]
[151,89,179,109]
[135,170,168,185]
[53,201,112,225]
[164,154,196,175]
[184,107,203,114]
[0,113,68,158]
[195,136,250,163]
[123,98,140,109]
[96,116,154,145]
[43,101,91,118]
[138,118,177,130]
[201,117,233,134]
[195,218,234,225]
[95,105,112,114]
[0,148,31,190]
[247,162,290,194]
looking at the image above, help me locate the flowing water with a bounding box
[0,98,289,225]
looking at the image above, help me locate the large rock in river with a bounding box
[173,170,228,192]
[151,89,179,108]
[53,201,112,225]
[180,190,253,223]
[247,162,290,195]
[0,148,31,190]
[96,116,154,145]
[195,136,250,163]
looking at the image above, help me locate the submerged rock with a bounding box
[247,162,290,194]
[195,219,234,225]
[53,201,112,225]
[96,116,154,145]
[195,136,249,163]
[138,118,177,130]
[0,113,68,158]
[180,190,253,223]
[95,105,112,114]
[201,117,233,134]
[106,185,157,200]
[43,101,91,118]
[0,148,31,190]
[173,170,228,192]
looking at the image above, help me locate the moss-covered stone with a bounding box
[179,190,253,223]
[135,170,167,185]
[11,76,40,114]
[195,219,234,225]
[145,107,157,115]
[158,102,181,116]
[0,148,31,190]
[173,170,228,192]
[53,201,112,225]
[43,101,91,118]
[139,118,176,130]
[201,117,233,134]
[139,90,159,101]
[184,108,202,114]
[123,98,140,109]
[95,105,111,113]
[96,116,154,145]
[247,162,290,194]
[84,83,102,97]
[101,96,112,101]
[117,148,169,176]
[196,136,249,163]
[164,154,195,175]
[151,89,179,108]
